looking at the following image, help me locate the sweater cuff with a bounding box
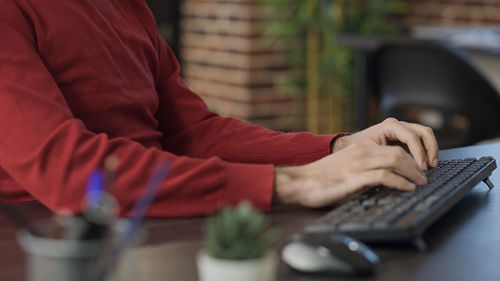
[222,162,275,212]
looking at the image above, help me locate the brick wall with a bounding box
[179,0,306,132]
[179,0,500,133]
[404,0,500,27]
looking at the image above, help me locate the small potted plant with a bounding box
[197,201,277,281]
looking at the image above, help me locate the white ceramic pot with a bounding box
[197,251,278,281]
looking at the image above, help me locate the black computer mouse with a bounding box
[281,232,380,275]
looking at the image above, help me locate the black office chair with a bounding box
[370,39,500,149]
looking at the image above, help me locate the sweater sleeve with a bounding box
[155,38,340,166]
[0,20,274,217]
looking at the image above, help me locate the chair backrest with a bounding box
[370,39,500,148]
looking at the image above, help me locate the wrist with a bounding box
[330,133,352,153]
[273,166,303,205]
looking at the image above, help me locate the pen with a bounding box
[91,160,169,281]
[86,169,105,209]
[81,168,118,240]
[122,160,169,241]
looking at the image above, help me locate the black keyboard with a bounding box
[305,157,496,248]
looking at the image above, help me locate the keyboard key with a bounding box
[350,206,366,213]
[338,223,370,232]
[362,199,376,207]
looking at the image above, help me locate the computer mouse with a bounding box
[281,232,380,275]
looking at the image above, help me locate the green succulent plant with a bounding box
[203,202,275,260]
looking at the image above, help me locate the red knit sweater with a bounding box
[0,0,337,217]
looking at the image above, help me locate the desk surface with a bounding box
[1,142,500,281]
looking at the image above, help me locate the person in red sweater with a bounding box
[0,0,437,217]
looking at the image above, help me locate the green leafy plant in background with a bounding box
[203,202,275,260]
[267,0,406,133]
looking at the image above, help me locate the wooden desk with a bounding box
[1,142,500,281]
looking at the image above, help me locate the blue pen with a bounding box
[92,161,169,281]
[86,169,105,209]
[123,161,169,241]
[81,168,118,240]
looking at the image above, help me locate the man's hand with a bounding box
[333,118,438,170]
[275,143,428,207]
[274,118,438,208]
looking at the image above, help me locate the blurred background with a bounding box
[145,0,500,147]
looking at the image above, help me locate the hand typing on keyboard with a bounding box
[304,157,496,244]
[333,118,439,171]
[274,118,438,208]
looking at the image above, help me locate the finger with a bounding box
[361,146,427,185]
[359,169,417,192]
[402,122,439,168]
[361,145,419,171]
[300,168,417,208]
[383,119,428,171]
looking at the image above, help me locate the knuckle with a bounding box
[424,126,434,135]
[349,144,365,156]
[384,117,399,124]
[376,170,389,180]
[388,155,399,166]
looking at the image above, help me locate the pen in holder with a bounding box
[17,220,105,281]
[16,166,119,281]
[16,159,168,281]
[91,161,169,281]
[81,168,118,240]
